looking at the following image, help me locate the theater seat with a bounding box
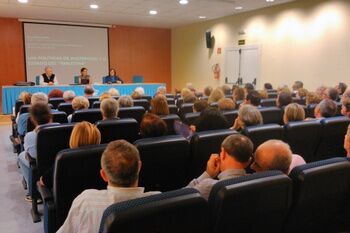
[96,118,140,144]
[140,95,152,102]
[133,99,150,111]
[57,103,74,116]
[92,101,101,108]
[71,109,102,124]
[184,112,200,125]
[209,171,292,233]
[315,116,350,160]
[222,110,238,126]
[305,104,317,118]
[283,120,322,162]
[27,111,68,133]
[19,104,31,114]
[160,114,180,135]
[166,98,175,105]
[285,158,350,233]
[190,129,237,178]
[38,144,107,233]
[15,100,24,116]
[49,98,65,109]
[259,107,283,124]
[87,97,99,108]
[134,135,190,191]
[242,124,283,151]
[99,188,208,233]
[261,98,277,107]
[179,103,194,119]
[118,106,145,123]
[168,104,178,115]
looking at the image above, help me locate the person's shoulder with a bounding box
[73,189,105,204]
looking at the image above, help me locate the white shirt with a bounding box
[40,74,59,85]
[56,186,160,233]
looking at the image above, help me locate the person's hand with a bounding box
[190,125,196,133]
[107,81,112,84]
[39,176,45,187]
[116,81,122,84]
[206,154,221,178]
[48,82,54,86]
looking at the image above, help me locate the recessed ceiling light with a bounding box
[235,6,243,10]
[149,10,158,15]
[199,16,206,19]
[179,0,189,5]
[18,0,28,3]
[266,0,274,2]
[90,4,99,9]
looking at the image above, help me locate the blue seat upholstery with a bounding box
[133,99,150,111]
[96,118,140,144]
[292,97,306,105]
[242,124,283,151]
[315,116,350,160]
[87,97,99,108]
[305,104,317,118]
[267,92,278,99]
[92,101,101,108]
[208,171,292,233]
[160,114,180,135]
[221,110,238,126]
[140,95,152,102]
[99,188,208,233]
[71,109,102,124]
[184,112,201,125]
[118,106,145,123]
[15,100,24,116]
[190,129,237,178]
[285,157,350,233]
[49,98,65,109]
[38,144,107,233]
[176,98,184,108]
[19,104,31,114]
[134,135,190,191]
[57,103,74,116]
[259,107,283,124]
[179,103,194,119]
[166,98,175,105]
[168,104,178,115]
[261,98,277,107]
[283,120,322,162]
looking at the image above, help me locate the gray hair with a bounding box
[101,98,119,119]
[101,140,140,187]
[31,92,48,105]
[157,86,166,95]
[108,88,120,97]
[238,104,263,127]
[118,95,134,107]
[72,96,89,110]
[318,99,337,117]
[63,90,76,102]
[134,87,145,96]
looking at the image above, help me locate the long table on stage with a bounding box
[2,83,165,114]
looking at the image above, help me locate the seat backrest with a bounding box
[166,98,175,105]
[36,124,75,177]
[283,120,322,162]
[305,104,317,118]
[190,129,237,178]
[267,92,278,99]
[242,124,283,151]
[134,135,190,191]
[96,118,140,144]
[52,111,68,124]
[58,103,74,116]
[99,188,208,233]
[292,97,306,105]
[210,102,218,108]
[176,98,184,108]
[160,114,180,135]
[179,103,194,119]
[259,107,283,124]
[133,99,150,111]
[285,158,350,233]
[315,116,350,160]
[15,100,24,116]
[209,171,292,233]
[222,110,238,126]
[261,98,277,107]
[54,144,107,229]
[71,109,102,123]
[92,101,101,108]
[118,106,145,123]
[19,104,31,114]
[140,95,152,102]
[165,94,174,98]
[132,75,144,83]
[87,97,99,108]
[235,100,243,109]
[336,101,343,116]
[184,112,201,125]
[168,104,178,114]
[49,98,65,109]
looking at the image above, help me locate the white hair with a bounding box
[157,86,166,94]
[63,90,76,101]
[108,88,120,97]
[134,87,145,96]
[31,92,48,105]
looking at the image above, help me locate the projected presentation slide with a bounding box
[24,23,109,84]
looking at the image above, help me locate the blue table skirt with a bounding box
[2,83,165,114]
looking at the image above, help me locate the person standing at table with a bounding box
[104,68,124,84]
[78,67,91,84]
[39,66,58,85]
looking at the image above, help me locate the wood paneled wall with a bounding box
[0,17,26,111]
[109,26,171,91]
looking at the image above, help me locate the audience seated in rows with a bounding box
[132,87,145,99]
[100,98,119,120]
[17,92,49,136]
[84,85,94,97]
[232,104,263,131]
[326,87,340,101]
[108,88,120,97]
[150,95,169,116]
[306,91,322,105]
[18,103,52,201]
[48,89,63,98]
[341,95,350,117]
[245,90,261,107]
[63,90,76,103]
[343,125,350,158]
[193,99,209,113]
[39,121,101,189]
[140,113,168,138]
[183,94,197,104]
[218,98,235,111]
[232,87,245,102]
[191,107,228,133]
[13,91,32,116]
[203,86,213,97]
[336,82,347,96]
[244,83,255,94]
[221,84,232,95]
[99,92,112,102]
[292,81,304,93]
[314,99,337,119]
[264,83,273,90]
[283,103,305,124]
[56,140,160,233]
[259,89,268,99]
[186,134,253,200]
[156,86,167,96]
[118,95,134,107]
[296,88,308,99]
[68,96,90,122]
[277,91,292,108]
[251,139,306,175]
[208,88,225,104]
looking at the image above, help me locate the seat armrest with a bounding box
[26,152,37,166]
[37,181,54,202]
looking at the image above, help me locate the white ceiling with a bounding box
[0,0,295,28]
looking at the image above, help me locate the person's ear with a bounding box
[138,160,142,173]
[100,169,108,182]
[220,148,227,160]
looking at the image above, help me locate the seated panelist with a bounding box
[78,67,91,85]
[39,66,58,85]
[104,68,124,84]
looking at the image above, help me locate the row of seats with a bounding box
[38,146,350,233]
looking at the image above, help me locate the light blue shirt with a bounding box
[24,131,37,159]
[17,113,29,135]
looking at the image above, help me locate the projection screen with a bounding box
[23,23,109,84]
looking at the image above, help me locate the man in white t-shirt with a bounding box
[57,140,160,233]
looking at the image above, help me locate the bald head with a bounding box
[251,140,292,174]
